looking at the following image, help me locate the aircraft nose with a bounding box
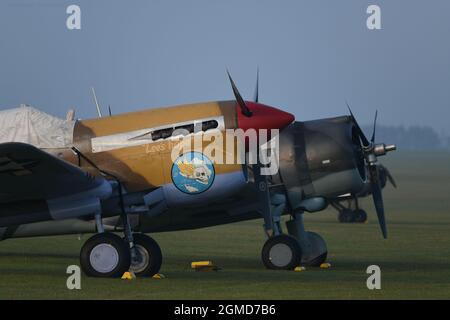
[236,101,295,132]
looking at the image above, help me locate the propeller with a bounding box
[347,104,396,238]
[369,165,387,238]
[371,110,378,143]
[383,165,397,188]
[226,69,275,234]
[253,67,259,103]
[379,164,397,188]
[227,70,253,117]
[346,102,370,147]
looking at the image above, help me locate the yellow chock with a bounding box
[191,261,214,268]
[191,261,220,272]
[121,271,136,280]
[320,263,332,269]
[294,266,306,272]
[152,273,166,279]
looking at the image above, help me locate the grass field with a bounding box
[1,151,449,299]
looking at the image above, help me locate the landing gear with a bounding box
[78,196,163,278]
[259,204,329,270]
[332,197,368,223]
[286,213,328,267]
[80,233,131,278]
[337,208,368,223]
[129,233,162,277]
[80,232,163,278]
[338,209,355,223]
[261,234,302,270]
[80,187,162,278]
[80,200,137,278]
[261,193,303,270]
[300,231,327,267]
[354,209,368,223]
[71,149,163,278]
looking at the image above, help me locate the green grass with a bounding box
[1,151,450,299]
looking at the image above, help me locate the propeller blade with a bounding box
[371,110,378,143]
[369,165,388,239]
[227,70,253,117]
[253,67,259,103]
[346,102,370,147]
[383,165,397,188]
[108,105,112,116]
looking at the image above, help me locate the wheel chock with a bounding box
[191,261,213,268]
[294,266,306,272]
[121,271,136,280]
[191,261,220,272]
[320,263,332,269]
[152,273,166,279]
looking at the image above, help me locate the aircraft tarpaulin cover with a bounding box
[0,105,75,148]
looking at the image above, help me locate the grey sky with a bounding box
[1,0,449,134]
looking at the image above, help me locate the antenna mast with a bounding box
[91,87,102,117]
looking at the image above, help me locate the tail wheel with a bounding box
[338,209,355,223]
[261,234,302,270]
[129,233,162,277]
[80,233,131,278]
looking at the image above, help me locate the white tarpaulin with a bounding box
[0,105,75,149]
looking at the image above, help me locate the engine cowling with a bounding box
[278,116,366,211]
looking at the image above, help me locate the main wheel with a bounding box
[129,233,162,277]
[261,235,302,270]
[80,233,131,278]
[301,231,328,267]
[338,209,355,223]
[354,209,368,223]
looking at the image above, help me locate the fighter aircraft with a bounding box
[0,72,396,277]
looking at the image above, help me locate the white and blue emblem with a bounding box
[171,152,215,194]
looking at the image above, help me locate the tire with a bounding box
[80,233,131,278]
[129,233,162,277]
[301,231,328,267]
[354,209,368,223]
[261,235,302,270]
[338,209,355,223]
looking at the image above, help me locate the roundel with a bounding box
[171,152,215,194]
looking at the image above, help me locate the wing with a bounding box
[0,142,112,227]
